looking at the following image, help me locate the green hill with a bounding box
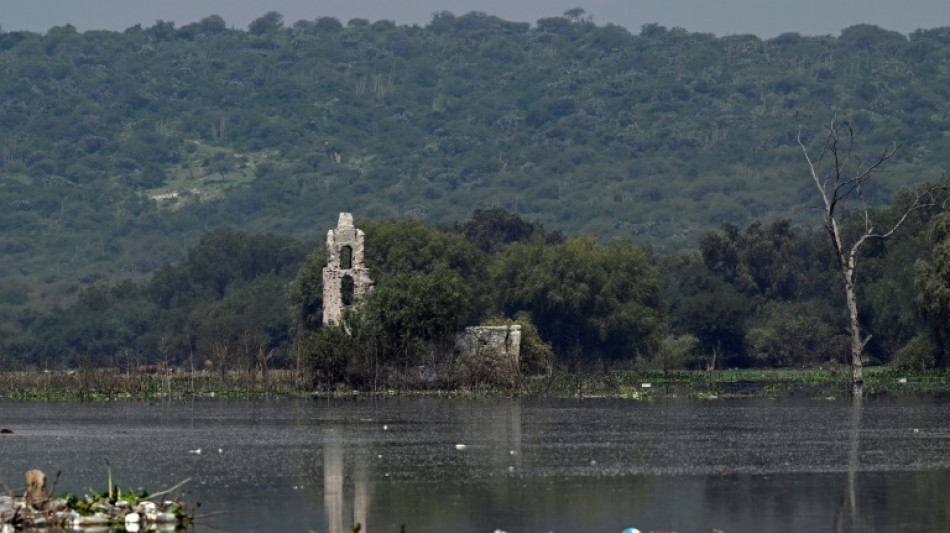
[1,10,949,317]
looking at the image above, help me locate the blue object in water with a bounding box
[622,529,642,533]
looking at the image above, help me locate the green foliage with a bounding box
[913,212,950,367]
[493,236,664,368]
[640,334,701,371]
[663,250,753,368]
[248,11,284,35]
[301,325,359,387]
[149,228,307,307]
[364,265,475,365]
[22,281,158,368]
[4,9,950,377]
[455,207,558,254]
[289,248,328,334]
[700,219,804,300]
[2,15,949,331]
[6,229,308,371]
[361,219,488,285]
[679,288,750,368]
[892,333,938,369]
[292,217,491,386]
[746,301,850,367]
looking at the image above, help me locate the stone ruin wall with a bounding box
[455,325,522,368]
[322,212,373,326]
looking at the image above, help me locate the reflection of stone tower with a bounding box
[322,428,372,533]
[323,213,373,326]
[324,430,344,533]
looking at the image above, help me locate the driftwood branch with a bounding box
[145,477,192,501]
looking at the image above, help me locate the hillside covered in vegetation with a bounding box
[2,10,950,379]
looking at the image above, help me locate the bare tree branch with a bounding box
[797,117,941,395]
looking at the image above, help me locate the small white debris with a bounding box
[589,460,597,465]
[641,383,652,388]
[914,428,920,433]
[124,512,141,524]
[188,448,201,455]
[383,424,389,431]
[509,450,517,456]
[898,377,908,384]
[508,466,515,473]
[377,454,383,459]
[455,444,467,451]
[218,448,223,454]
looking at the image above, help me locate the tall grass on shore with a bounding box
[1,366,948,400]
[0,369,308,400]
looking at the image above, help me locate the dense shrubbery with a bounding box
[289,215,661,388]
[4,191,949,389]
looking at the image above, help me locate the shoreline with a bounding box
[1,367,948,401]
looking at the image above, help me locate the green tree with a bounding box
[663,251,751,369]
[248,11,284,36]
[913,212,950,367]
[198,15,227,34]
[746,300,849,367]
[700,219,803,300]
[456,207,559,254]
[363,265,474,367]
[492,236,663,369]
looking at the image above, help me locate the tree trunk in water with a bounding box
[843,271,864,394]
[707,340,721,372]
[835,392,865,531]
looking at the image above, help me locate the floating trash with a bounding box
[2,470,194,531]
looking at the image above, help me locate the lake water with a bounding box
[1,396,949,532]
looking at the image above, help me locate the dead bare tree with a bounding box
[798,117,940,394]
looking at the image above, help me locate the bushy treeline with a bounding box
[2,229,310,374]
[4,195,950,385]
[290,213,660,387]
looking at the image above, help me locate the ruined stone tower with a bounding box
[322,213,373,326]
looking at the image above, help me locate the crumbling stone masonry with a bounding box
[455,325,522,377]
[323,213,373,326]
